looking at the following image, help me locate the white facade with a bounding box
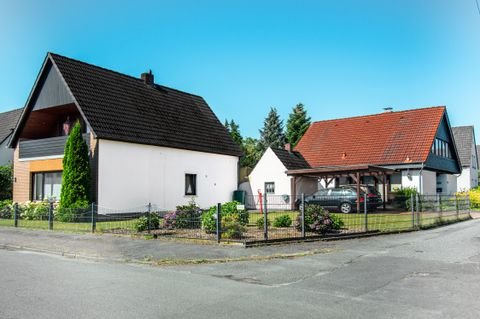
[400,169,436,195]
[249,148,292,197]
[97,139,238,211]
[456,143,478,192]
[0,139,14,166]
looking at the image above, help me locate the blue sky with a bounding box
[1,0,479,140]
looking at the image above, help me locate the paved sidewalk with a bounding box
[0,227,335,263]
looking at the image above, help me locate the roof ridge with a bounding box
[310,106,446,125]
[48,52,203,99]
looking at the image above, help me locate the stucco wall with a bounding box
[249,148,292,197]
[97,139,238,211]
[0,139,14,166]
[456,168,471,192]
[400,169,437,195]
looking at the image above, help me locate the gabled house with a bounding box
[9,53,242,210]
[0,108,23,166]
[452,126,478,191]
[249,106,462,201]
[247,146,315,208]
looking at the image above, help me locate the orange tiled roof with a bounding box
[295,106,445,167]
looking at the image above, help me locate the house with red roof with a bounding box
[249,106,461,204]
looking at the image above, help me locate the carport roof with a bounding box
[287,164,395,178]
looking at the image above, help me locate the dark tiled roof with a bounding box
[49,53,241,157]
[0,108,23,144]
[271,147,310,170]
[452,126,475,167]
[295,106,445,167]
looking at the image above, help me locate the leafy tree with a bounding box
[259,107,285,152]
[60,122,90,207]
[241,137,262,168]
[0,165,13,200]
[228,120,243,146]
[285,103,311,147]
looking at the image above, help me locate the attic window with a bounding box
[431,138,452,159]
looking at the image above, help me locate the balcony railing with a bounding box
[19,134,88,160]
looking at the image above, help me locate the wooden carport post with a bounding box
[356,172,361,213]
[383,173,387,210]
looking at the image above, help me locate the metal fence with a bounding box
[0,193,472,245]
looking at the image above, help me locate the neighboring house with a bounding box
[9,53,241,211]
[250,106,462,200]
[0,108,23,166]
[452,126,478,192]
[247,146,315,209]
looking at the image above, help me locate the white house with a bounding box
[453,126,478,192]
[0,108,22,166]
[9,53,241,211]
[246,146,316,209]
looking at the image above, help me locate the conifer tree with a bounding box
[60,122,90,208]
[228,120,243,146]
[285,103,311,147]
[259,107,285,152]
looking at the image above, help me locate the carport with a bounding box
[287,165,396,212]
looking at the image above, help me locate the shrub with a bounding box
[0,165,13,200]
[164,203,202,229]
[201,201,249,233]
[273,214,292,228]
[55,200,90,222]
[134,213,160,232]
[295,204,341,234]
[468,188,480,209]
[256,216,271,229]
[393,187,419,210]
[20,201,49,220]
[0,200,13,219]
[221,215,245,239]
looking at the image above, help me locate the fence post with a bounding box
[13,202,18,227]
[48,201,54,230]
[364,193,368,232]
[454,195,459,220]
[263,193,268,241]
[147,203,152,234]
[301,193,305,238]
[467,194,471,215]
[411,193,415,229]
[91,203,96,233]
[216,203,221,243]
[415,194,420,227]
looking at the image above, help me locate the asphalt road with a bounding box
[1,220,479,319]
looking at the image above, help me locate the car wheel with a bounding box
[340,202,352,214]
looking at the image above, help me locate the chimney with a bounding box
[383,107,393,113]
[141,70,154,86]
[284,143,291,152]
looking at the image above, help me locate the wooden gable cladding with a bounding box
[29,158,63,172]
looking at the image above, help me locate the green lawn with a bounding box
[0,218,139,233]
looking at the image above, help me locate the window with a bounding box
[32,172,62,201]
[185,174,197,195]
[265,182,275,194]
[431,138,452,159]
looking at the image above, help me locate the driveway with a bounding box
[0,219,479,318]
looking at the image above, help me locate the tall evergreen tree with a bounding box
[60,122,91,207]
[285,103,311,147]
[259,107,285,151]
[240,137,262,168]
[224,119,230,132]
[229,120,243,146]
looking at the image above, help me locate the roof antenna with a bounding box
[383,107,393,113]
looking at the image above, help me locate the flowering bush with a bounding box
[201,201,249,233]
[163,203,202,229]
[134,213,160,232]
[295,205,343,234]
[20,201,49,220]
[0,200,13,219]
